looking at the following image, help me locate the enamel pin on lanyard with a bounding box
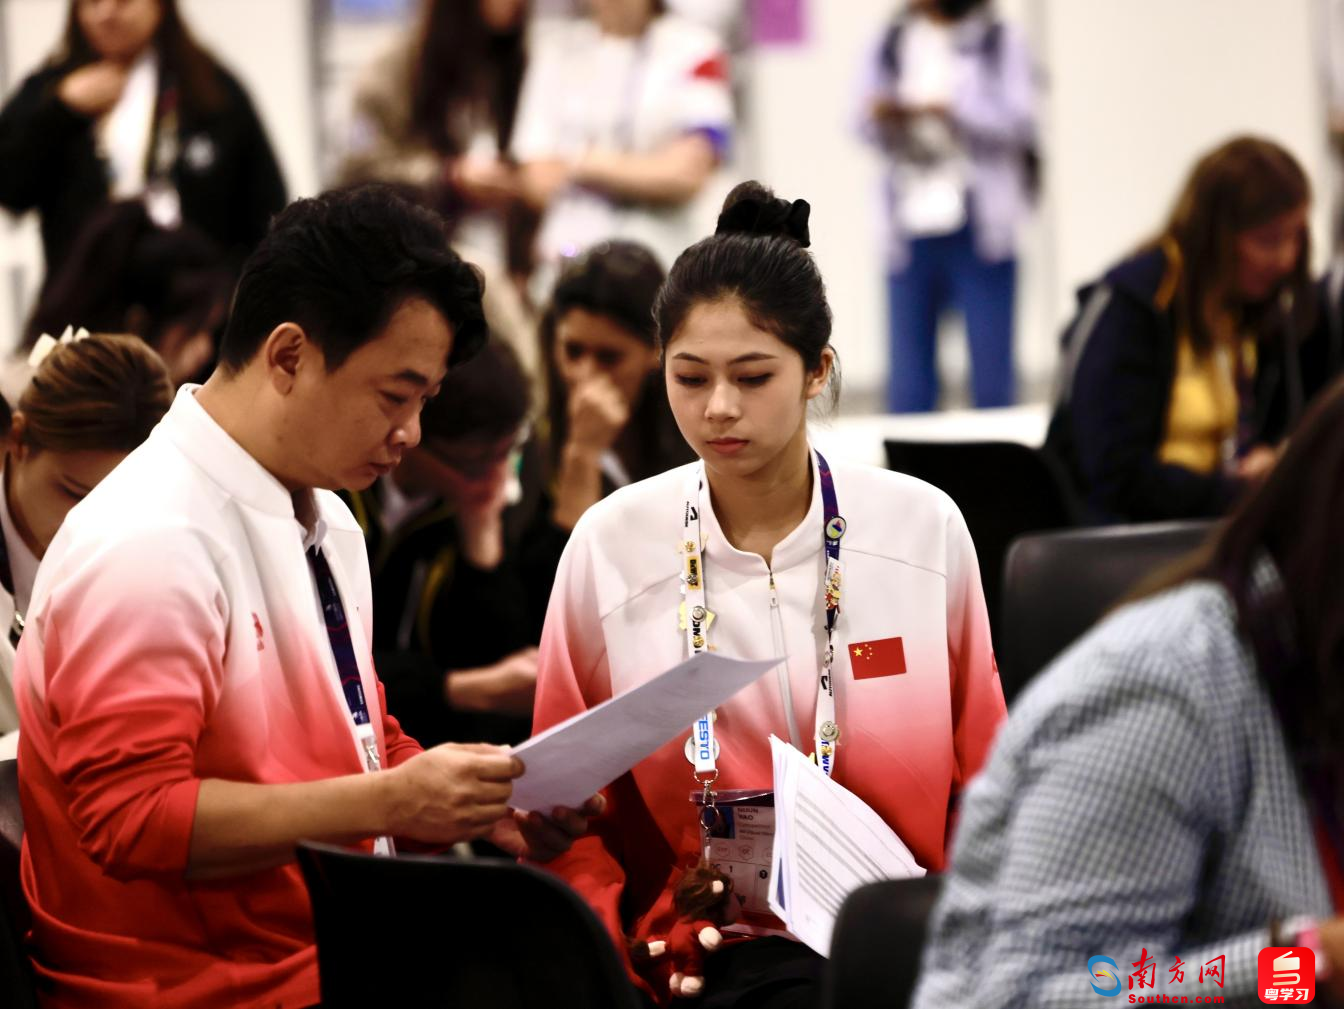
[679,452,845,855]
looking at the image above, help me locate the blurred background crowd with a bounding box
[0,0,1343,751]
[1,0,1341,412]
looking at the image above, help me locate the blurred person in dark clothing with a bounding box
[3,200,232,400]
[1046,137,1316,525]
[0,0,286,283]
[351,340,545,747]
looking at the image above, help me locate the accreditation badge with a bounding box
[691,788,780,929]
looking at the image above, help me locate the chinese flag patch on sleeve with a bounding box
[848,637,907,680]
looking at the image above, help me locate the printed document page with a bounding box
[507,654,778,812]
[767,735,924,956]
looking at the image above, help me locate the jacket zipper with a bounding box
[769,572,802,747]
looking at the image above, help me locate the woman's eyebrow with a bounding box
[670,352,778,364]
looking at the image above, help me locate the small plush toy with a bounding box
[635,861,740,999]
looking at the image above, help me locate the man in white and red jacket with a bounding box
[14,186,597,1009]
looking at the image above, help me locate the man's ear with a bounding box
[261,323,310,394]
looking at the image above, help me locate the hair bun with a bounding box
[715,182,811,248]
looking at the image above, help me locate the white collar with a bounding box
[163,385,319,531]
[300,514,329,553]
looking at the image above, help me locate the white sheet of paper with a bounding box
[767,735,925,957]
[507,653,779,813]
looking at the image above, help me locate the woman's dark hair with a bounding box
[421,339,530,444]
[20,333,173,454]
[409,0,527,158]
[548,241,664,348]
[1143,376,1344,812]
[540,241,692,481]
[219,184,487,373]
[25,201,231,353]
[655,181,839,408]
[58,0,225,114]
[1154,136,1315,356]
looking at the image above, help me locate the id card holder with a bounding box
[356,722,396,858]
[690,789,779,931]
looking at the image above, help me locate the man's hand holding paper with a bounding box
[506,653,779,813]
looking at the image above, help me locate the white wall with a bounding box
[1047,0,1328,315]
[737,0,1328,409]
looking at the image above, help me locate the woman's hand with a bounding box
[445,648,540,718]
[58,62,129,117]
[488,793,608,862]
[518,159,574,210]
[566,373,630,458]
[552,374,631,529]
[1313,918,1344,1001]
[455,466,511,570]
[448,157,521,208]
[1234,444,1280,483]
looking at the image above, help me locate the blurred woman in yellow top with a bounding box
[1046,137,1317,523]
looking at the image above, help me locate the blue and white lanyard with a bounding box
[310,546,395,857]
[681,451,845,793]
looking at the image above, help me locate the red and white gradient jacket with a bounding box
[532,450,1006,996]
[13,386,421,1009]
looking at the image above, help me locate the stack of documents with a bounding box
[767,735,924,957]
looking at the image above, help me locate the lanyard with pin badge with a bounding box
[677,451,847,852]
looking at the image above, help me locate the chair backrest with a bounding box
[0,759,37,1009]
[821,873,943,1009]
[884,440,1078,640]
[999,520,1214,703]
[296,841,642,1009]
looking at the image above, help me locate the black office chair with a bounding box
[296,841,642,1009]
[883,440,1079,641]
[821,873,943,1009]
[999,520,1214,703]
[0,759,37,1009]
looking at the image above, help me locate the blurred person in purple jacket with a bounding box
[859,0,1039,413]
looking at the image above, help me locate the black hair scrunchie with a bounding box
[715,197,812,248]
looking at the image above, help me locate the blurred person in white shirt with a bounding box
[512,0,734,287]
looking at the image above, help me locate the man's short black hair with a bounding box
[218,185,487,373]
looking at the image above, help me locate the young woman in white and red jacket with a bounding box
[532,180,1007,1007]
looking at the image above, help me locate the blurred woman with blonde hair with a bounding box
[1047,136,1317,523]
